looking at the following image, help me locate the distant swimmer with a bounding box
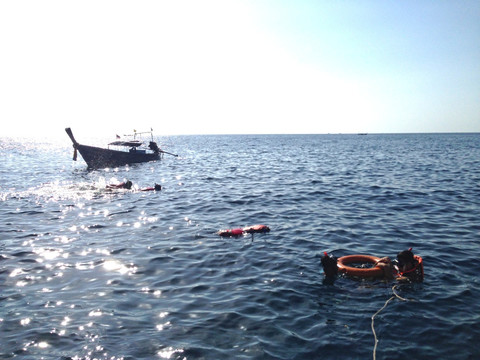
[106,180,133,190]
[139,184,162,192]
[106,180,161,192]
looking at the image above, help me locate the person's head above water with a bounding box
[154,184,161,191]
[124,180,133,189]
[321,252,338,278]
[397,248,415,269]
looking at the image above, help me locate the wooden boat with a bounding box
[65,127,171,169]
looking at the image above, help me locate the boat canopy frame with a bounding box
[108,140,143,148]
[107,129,156,150]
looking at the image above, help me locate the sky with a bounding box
[1,0,479,138]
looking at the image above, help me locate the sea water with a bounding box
[1,133,479,360]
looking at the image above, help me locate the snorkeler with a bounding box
[106,180,161,192]
[321,252,339,278]
[106,180,133,189]
[389,248,424,282]
[322,248,423,282]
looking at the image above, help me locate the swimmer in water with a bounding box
[321,252,338,279]
[322,248,423,283]
[139,183,162,191]
[106,180,133,190]
[376,248,423,282]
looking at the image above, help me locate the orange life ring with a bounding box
[337,255,384,278]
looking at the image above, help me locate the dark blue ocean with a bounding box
[1,133,479,360]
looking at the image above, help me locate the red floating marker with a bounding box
[243,224,270,234]
[217,228,244,237]
[218,225,270,237]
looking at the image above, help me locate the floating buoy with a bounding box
[337,255,384,278]
[217,224,270,237]
[217,228,244,237]
[243,224,270,234]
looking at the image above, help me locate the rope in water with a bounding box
[371,284,410,360]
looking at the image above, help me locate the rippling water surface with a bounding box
[1,133,479,360]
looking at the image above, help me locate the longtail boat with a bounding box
[65,127,175,169]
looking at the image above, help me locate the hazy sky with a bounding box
[1,0,479,138]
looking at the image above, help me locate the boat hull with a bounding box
[77,144,160,169]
